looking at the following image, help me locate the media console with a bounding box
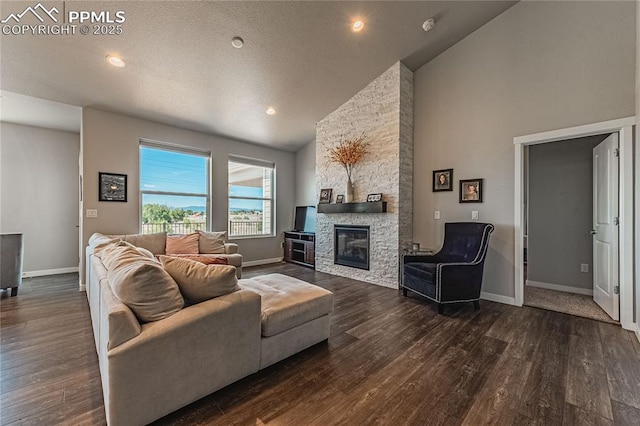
[283,231,315,268]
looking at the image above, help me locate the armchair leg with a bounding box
[10,287,18,297]
[473,300,480,310]
[402,287,407,297]
[438,303,444,315]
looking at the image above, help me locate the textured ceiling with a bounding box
[0,1,516,151]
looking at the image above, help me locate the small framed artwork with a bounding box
[319,188,332,204]
[366,193,382,202]
[336,194,345,203]
[459,178,483,203]
[99,172,127,202]
[433,169,453,192]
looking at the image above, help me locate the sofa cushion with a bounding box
[124,232,167,255]
[89,232,120,254]
[163,254,228,265]
[166,233,199,255]
[239,274,333,337]
[159,256,240,304]
[100,241,184,323]
[197,230,226,254]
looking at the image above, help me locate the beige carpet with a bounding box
[524,286,618,324]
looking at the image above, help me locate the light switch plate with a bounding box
[86,209,98,218]
[434,210,441,220]
[580,264,589,273]
[471,211,479,220]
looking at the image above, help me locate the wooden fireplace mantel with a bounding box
[317,201,387,214]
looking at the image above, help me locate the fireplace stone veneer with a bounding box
[315,62,413,289]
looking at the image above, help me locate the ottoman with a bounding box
[240,274,334,369]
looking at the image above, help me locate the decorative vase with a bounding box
[345,177,354,203]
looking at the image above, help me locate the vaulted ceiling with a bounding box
[0,1,517,151]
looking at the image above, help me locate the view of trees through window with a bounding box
[228,159,274,237]
[140,144,209,234]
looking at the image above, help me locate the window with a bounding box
[228,157,275,237]
[140,142,210,234]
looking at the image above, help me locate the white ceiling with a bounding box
[0,1,517,151]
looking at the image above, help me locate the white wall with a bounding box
[528,135,606,293]
[1,122,80,273]
[81,108,296,280]
[413,1,636,299]
[635,0,640,329]
[295,139,317,207]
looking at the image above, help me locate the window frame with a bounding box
[228,155,276,239]
[139,140,211,233]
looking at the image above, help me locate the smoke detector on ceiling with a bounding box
[422,18,435,32]
[231,37,244,48]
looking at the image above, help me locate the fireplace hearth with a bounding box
[334,225,370,270]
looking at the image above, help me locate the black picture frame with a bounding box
[319,188,332,204]
[459,178,483,203]
[336,194,344,203]
[433,169,453,192]
[99,172,127,202]
[366,193,382,202]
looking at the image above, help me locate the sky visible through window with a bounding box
[140,147,263,211]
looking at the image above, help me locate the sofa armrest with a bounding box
[104,289,261,426]
[224,242,239,254]
[438,262,485,302]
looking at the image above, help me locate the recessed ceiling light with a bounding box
[106,55,125,68]
[352,20,364,32]
[422,18,435,32]
[266,107,276,115]
[231,37,244,48]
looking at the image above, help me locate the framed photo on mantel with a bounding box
[319,188,332,204]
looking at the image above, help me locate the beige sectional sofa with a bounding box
[99,231,243,277]
[85,233,333,425]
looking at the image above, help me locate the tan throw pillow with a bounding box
[164,254,228,265]
[197,230,226,254]
[124,232,167,255]
[89,233,120,257]
[101,242,184,323]
[159,256,239,304]
[166,233,199,255]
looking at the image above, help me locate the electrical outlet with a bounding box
[434,210,441,220]
[580,264,589,273]
[471,211,479,220]
[86,209,98,218]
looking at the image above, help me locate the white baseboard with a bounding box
[526,280,593,296]
[22,267,79,278]
[78,284,86,292]
[634,323,640,344]
[481,291,517,306]
[243,257,283,267]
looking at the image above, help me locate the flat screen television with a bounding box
[294,206,316,233]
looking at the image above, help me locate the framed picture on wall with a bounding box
[433,169,453,192]
[459,178,483,203]
[336,194,344,203]
[319,188,332,204]
[99,172,128,202]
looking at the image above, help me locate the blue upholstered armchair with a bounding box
[402,222,494,314]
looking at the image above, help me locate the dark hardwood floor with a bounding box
[2,263,640,425]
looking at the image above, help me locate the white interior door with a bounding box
[592,133,619,320]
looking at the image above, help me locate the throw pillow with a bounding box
[197,230,226,254]
[159,255,239,304]
[163,254,228,265]
[124,232,167,255]
[166,233,200,255]
[100,241,184,323]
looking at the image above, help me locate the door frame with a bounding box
[513,117,635,330]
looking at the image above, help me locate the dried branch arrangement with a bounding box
[326,133,368,180]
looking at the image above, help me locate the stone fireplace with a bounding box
[334,225,370,270]
[315,62,413,288]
